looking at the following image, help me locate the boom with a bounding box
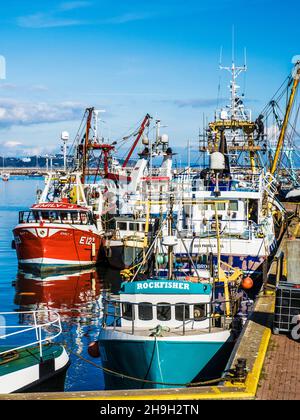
[270,61,300,175]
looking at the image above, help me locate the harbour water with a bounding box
[0,177,114,392]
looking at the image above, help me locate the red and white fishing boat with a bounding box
[13,201,102,271]
[12,107,108,272]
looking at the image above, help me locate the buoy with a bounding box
[242,276,253,290]
[88,341,100,358]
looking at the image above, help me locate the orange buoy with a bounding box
[88,341,100,358]
[242,276,253,290]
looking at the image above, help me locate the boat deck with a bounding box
[0,344,63,376]
[104,325,229,338]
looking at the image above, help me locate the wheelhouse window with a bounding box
[19,210,93,225]
[193,304,207,321]
[157,303,171,321]
[117,222,127,231]
[60,212,69,222]
[229,201,238,211]
[129,223,138,231]
[138,303,153,321]
[70,212,79,223]
[122,303,133,320]
[79,212,89,225]
[217,202,226,211]
[199,204,209,210]
[175,303,190,321]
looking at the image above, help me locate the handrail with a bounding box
[0,310,62,359]
[102,297,239,336]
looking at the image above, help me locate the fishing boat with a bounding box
[1,155,10,181]
[171,56,285,276]
[1,172,10,182]
[12,108,106,272]
[13,200,102,272]
[0,310,69,393]
[99,278,237,390]
[107,56,289,279]
[95,206,248,390]
[102,117,175,269]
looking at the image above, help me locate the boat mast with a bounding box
[209,45,259,172]
[167,196,174,279]
[219,41,247,121]
[81,107,94,184]
[270,60,300,175]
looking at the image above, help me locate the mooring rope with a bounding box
[67,347,235,388]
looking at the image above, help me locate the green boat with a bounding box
[0,310,70,394]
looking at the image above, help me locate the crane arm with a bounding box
[122,114,151,168]
[270,62,300,175]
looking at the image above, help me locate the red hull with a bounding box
[13,224,102,268]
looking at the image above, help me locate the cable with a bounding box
[68,348,231,387]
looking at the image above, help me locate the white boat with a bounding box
[103,58,285,278]
[1,172,10,182]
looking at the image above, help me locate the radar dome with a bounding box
[161,134,169,144]
[210,152,225,171]
[61,131,70,142]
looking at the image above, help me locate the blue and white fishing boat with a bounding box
[99,278,237,390]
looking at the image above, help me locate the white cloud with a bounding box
[0,83,18,90]
[30,85,49,92]
[3,141,23,147]
[0,98,83,127]
[103,12,154,25]
[59,1,92,11]
[0,140,57,156]
[17,13,85,29]
[17,5,153,29]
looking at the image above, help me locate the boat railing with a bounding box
[263,172,279,197]
[102,298,237,336]
[180,219,261,240]
[0,310,62,359]
[173,172,262,193]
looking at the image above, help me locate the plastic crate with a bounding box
[273,282,300,334]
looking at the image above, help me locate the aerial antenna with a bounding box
[232,25,235,64]
[219,26,247,119]
[242,47,248,96]
[219,45,223,67]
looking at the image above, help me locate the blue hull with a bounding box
[99,337,234,390]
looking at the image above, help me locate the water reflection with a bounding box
[12,266,120,392]
[14,268,103,316]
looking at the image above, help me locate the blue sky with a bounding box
[0,0,299,157]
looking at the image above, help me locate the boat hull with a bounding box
[0,345,70,394]
[99,330,232,390]
[105,237,277,273]
[104,242,143,270]
[13,223,102,272]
